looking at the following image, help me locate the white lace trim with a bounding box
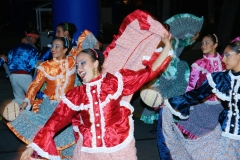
[208,71,240,137]
[81,75,104,148]
[73,126,81,138]
[229,70,240,79]
[203,53,221,61]
[86,82,97,148]
[120,100,134,113]
[234,110,240,135]
[83,72,123,148]
[66,72,126,151]
[192,53,223,74]
[225,71,240,135]
[204,100,221,105]
[233,95,240,135]
[61,58,76,97]
[23,98,31,110]
[168,49,174,57]
[98,81,106,148]
[73,126,84,147]
[28,143,61,160]
[191,63,209,74]
[164,99,189,119]
[40,58,75,101]
[55,59,63,99]
[222,132,240,140]
[207,73,230,101]
[82,73,105,86]
[68,66,76,76]
[60,59,68,96]
[173,37,179,50]
[155,47,163,52]
[61,96,89,111]
[100,72,123,108]
[80,101,134,153]
[37,65,63,80]
[154,46,174,57]
[212,55,223,71]
[37,58,75,82]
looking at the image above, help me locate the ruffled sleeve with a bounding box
[166,79,213,119]
[166,71,231,119]
[29,99,78,158]
[24,69,46,107]
[121,54,172,95]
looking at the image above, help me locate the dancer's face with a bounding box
[222,46,240,72]
[201,36,217,54]
[76,52,99,83]
[55,26,68,38]
[51,39,67,60]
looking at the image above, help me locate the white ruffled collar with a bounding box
[83,74,106,86]
[229,70,240,79]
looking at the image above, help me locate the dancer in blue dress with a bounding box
[158,39,240,159]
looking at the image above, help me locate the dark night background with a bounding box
[0,1,240,159]
[0,0,240,54]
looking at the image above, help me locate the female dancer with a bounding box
[38,22,77,61]
[140,28,199,125]
[19,34,172,160]
[34,27,99,111]
[140,14,204,121]
[7,37,77,158]
[33,22,78,107]
[39,22,100,61]
[159,40,240,159]
[177,33,225,139]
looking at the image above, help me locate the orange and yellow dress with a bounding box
[7,56,77,158]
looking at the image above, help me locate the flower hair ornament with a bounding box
[231,36,240,43]
[65,22,69,31]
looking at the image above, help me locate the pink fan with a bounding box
[103,9,170,101]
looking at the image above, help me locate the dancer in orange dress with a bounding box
[7,37,77,158]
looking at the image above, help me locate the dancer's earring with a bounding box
[93,68,97,76]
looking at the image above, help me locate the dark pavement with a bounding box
[0,41,203,160]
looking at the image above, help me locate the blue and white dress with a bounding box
[158,70,240,159]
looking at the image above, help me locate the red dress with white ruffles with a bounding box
[28,9,172,160]
[28,57,172,160]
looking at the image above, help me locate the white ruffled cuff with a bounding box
[164,99,189,119]
[23,98,31,111]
